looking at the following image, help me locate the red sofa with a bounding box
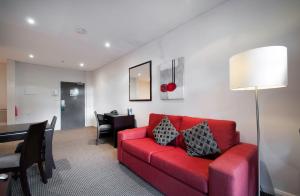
[118,113,257,196]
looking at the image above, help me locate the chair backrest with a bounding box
[48,116,57,153]
[94,111,99,127]
[50,116,57,130]
[20,121,48,169]
[94,111,107,126]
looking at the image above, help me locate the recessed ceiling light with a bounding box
[79,63,84,67]
[75,27,87,35]
[26,17,36,25]
[28,54,34,58]
[137,73,141,77]
[105,42,111,48]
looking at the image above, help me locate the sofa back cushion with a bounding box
[147,113,182,140]
[178,116,237,152]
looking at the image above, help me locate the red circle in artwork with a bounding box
[167,83,177,92]
[160,84,168,92]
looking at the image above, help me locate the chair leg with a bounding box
[51,157,56,169]
[20,170,31,196]
[96,127,99,145]
[38,161,48,184]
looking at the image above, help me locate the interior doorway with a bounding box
[61,82,85,130]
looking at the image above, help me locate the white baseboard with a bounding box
[261,185,275,195]
[261,185,297,196]
[274,188,297,196]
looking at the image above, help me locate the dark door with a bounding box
[61,82,85,130]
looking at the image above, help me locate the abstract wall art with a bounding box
[160,57,184,100]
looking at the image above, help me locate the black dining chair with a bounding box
[42,116,57,169]
[15,116,57,172]
[47,116,57,169]
[94,111,112,145]
[0,121,48,196]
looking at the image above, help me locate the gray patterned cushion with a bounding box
[183,121,221,157]
[153,116,179,146]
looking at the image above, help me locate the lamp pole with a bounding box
[255,87,261,196]
[230,46,287,196]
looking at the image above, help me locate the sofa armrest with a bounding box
[209,143,258,196]
[117,126,148,162]
[118,126,147,141]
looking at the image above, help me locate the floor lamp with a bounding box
[229,46,288,195]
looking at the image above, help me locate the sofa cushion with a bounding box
[178,116,237,152]
[147,113,182,140]
[183,121,221,157]
[122,138,176,163]
[153,116,179,146]
[151,148,212,193]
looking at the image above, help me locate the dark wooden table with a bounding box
[0,123,55,179]
[104,114,135,148]
[0,173,11,196]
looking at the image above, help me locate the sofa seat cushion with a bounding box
[147,113,182,140]
[122,138,176,163]
[0,153,20,169]
[151,148,212,193]
[178,116,237,152]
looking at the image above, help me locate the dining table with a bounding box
[0,123,55,179]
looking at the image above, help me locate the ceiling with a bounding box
[0,0,225,71]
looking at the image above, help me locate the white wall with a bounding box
[6,59,15,124]
[92,0,300,195]
[14,62,92,129]
[0,63,7,109]
[85,71,95,126]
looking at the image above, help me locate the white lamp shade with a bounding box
[230,46,287,90]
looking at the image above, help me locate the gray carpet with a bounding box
[1,127,162,196]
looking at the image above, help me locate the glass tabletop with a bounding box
[0,123,51,135]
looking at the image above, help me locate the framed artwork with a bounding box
[129,61,152,101]
[160,57,184,100]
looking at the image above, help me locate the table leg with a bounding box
[113,129,117,148]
